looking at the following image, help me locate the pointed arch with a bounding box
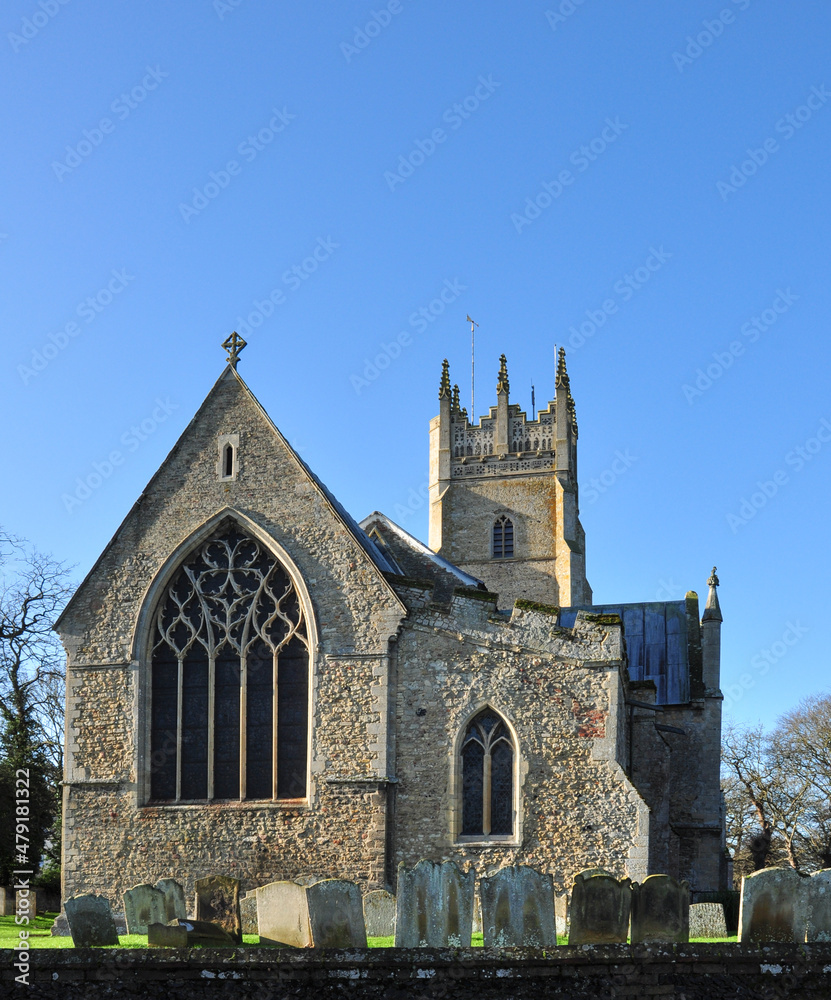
[133,508,317,806]
[449,701,521,843]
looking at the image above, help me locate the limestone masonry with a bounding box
[56,346,728,907]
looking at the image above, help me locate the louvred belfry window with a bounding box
[492,516,514,559]
[460,709,514,837]
[149,524,309,802]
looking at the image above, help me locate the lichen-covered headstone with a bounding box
[480,865,557,948]
[147,922,188,948]
[395,859,474,948]
[155,877,187,922]
[257,881,312,947]
[240,893,258,936]
[689,902,727,939]
[739,867,808,943]
[122,883,167,934]
[65,893,120,947]
[194,875,241,944]
[307,879,367,947]
[363,889,396,938]
[807,869,831,942]
[0,887,14,917]
[568,871,632,945]
[630,874,689,944]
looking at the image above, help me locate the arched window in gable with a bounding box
[149,523,309,803]
[460,708,515,837]
[492,515,514,559]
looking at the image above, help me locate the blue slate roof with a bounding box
[559,601,690,704]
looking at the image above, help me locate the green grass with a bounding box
[0,915,738,949]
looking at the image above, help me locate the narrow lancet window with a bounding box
[492,516,514,558]
[223,443,234,478]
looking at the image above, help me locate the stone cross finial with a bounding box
[708,566,719,588]
[556,346,570,389]
[222,331,247,369]
[497,354,510,395]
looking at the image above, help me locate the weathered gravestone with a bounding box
[50,911,71,936]
[568,871,632,945]
[294,875,327,886]
[739,867,809,943]
[473,893,482,934]
[240,893,258,936]
[155,877,187,922]
[480,865,557,948]
[0,887,14,916]
[15,888,37,918]
[65,893,120,947]
[395,859,474,948]
[363,889,396,938]
[689,902,727,939]
[123,883,167,934]
[630,874,689,944]
[307,879,367,947]
[257,881,311,947]
[554,893,568,938]
[806,869,831,943]
[194,875,241,944]
[147,923,188,948]
[159,918,236,946]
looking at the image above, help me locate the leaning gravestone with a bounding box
[147,923,188,948]
[568,871,632,945]
[123,883,167,934]
[480,865,557,948]
[257,881,312,947]
[194,875,241,944]
[689,902,727,939]
[65,893,120,947]
[363,889,396,938]
[806,869,831,943]
[395,859,474,948]
[630,875,689,944]
[240,893,258,936]
[307,879,367,947]
[155,878,187,922]
[739,867,809,943]
[162,918,236,946]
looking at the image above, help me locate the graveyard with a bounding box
[4,862,831,996]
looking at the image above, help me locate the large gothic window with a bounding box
[460,709,514,837]
[149,523,309,803]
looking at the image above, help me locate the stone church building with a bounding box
[56,342,728,904]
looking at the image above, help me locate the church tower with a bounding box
[428,348,592,609]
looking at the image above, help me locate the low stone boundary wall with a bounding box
[9,943,831,998]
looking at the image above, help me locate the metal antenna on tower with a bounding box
[531,384,536,420]
[466,315,479,418]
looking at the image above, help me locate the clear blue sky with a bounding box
[3,1,830,731]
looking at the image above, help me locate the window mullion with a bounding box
[240,652,247,801]
[272,649,279,800]
[175,658,183,803]
[483,751,492,836]
[207,654,215,800]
